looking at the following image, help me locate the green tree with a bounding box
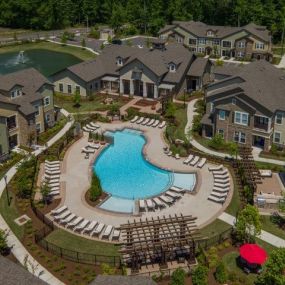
[191,265,208,285]
[170,268,186,285]
[208,134,225,150]
[0,229,9,254]
[60,34,67,45]
[40,182,51,204]
[73,89,81,107]
[215,262,228,284]
[110,3,125,32]
[228,141,239,159]
[89,173,102,201]
[165,102,177,120]
[235,204,261,242]
[81,37,86,48]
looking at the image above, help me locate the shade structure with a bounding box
[239,244,267,265]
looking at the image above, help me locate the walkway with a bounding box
[0,109,73,285]
[219,212,285,248]
[277,54,285,69]
[186,99,285,166]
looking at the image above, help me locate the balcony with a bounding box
[253,116,271,133]
[253,123,269,132]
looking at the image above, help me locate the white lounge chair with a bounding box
[260,169,272,177]
[102,225,113,239]
[45,174,60,180]
[190,156,200,166]
[131,116,139,123]
[141,118,150,125]
[214,174,229,180]
[90,122,100,129]
[46,178,59,184]
[91,223,105,236]
[166,191,181,199]
[49,190,60,196]
[153,197,165,208]
[170,186,186,194]
[50,186,60,192]
[213,186,230,193]
[160,195,174,205]
[82,147,95,154]
[183,154,194,164]
[208,164,223,172]
[211,191,228,198]
[152,120,160,127]
[45,165,60,171]
[48,182,60,188]
[214,182,230,189]
[67,216,83,228]
[139,200,146,211]
[197,157,207,168]
[146,199,155,210]
[213,169,228,176]
[147,119,155,126]
[51,205,67,216]
[88,142,98,149]
[167,151,173,157]
[86,124,97,131]
[136,117,144,124]
[60,213,76,225]
[215,178,230,184]
[208,195,226,203]
[175,153,180,160]
[112,230,120,240]
[158,121,166,128]
[54,210,71,221]
[45,160,60,165]
[74,219,90,232]
[82,221,97,234]
[83,126,90,132]
[45,170,61,175]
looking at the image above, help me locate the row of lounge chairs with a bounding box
[51,206,120,241]
[183,154,207,168]
[139,186,186,212]
[43,160,62,197]
[208,165,230,204]
[81,142,101,155]
[82,122,100,133]
[131,116,166,128]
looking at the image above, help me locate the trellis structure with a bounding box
[119,214,199,272]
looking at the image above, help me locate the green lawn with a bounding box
[173,103,188,141]
[199,219,231,237]
[255,161,285,172]
[225,175,241,216]
[259,151,285,162]
[45,229,120,256]
[260,215,285,240]
[0,41,95,61]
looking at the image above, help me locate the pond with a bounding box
[0,49,81,77]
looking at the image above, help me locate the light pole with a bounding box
[4,175,10,206]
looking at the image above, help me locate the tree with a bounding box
[191,265,208,285]
[228,141,239,159]
[255,248,285,285]
[110,3,125,33]
[89,173,102,201]
[235,204,261,242]
[60,34,67,45]
[170,268,186,285]
[40,182,51,204]
[0,229,9,254]
[208,134,225,150]
[81,37,86,48]
[165,102,177,120]
[215,262,228,284]
[73,89,81,107]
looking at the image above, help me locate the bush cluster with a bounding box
[89,173,103,202]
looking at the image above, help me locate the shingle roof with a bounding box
[188,57,209,77]
[89,275,157,285]
[214,62,246,77]
[0,256,48,285]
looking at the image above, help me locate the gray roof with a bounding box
[0,68,51,115]
[207,60,285,113]
[89,275,157,285]
[214,62,246,77]
[0,256,48,285]
[160,21,271,42]
[188,57,209,77]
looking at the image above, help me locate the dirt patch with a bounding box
[85,190,109,207]
[135,99,158,107]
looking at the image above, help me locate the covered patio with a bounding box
[101,76,119,93]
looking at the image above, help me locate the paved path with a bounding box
[277,54,285,69]
[0,109,73,285]
[219,212,285,248]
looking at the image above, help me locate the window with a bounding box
[67,85,72,94]
[94,82,99,90]
[210,102,215,113]
[198,38,206,45]
[274,132,281,144]
[275,112,283,125]
[213,39,220,45]
[11,89,22,98]
[169,63,176,72]
[35,105,40,116]
[177,37,183,43]
[237,41,245,48]
[75,85,80,95]
[237,51,244,58]
[234,111,249,126]
[255,42,264,50]
[117,57,123,66]
[46,114,51,123]
[190,47,197,52]
[232,98,236,105]
[59,83,63,92]
[219,110,226,120]
[207,30,214,37]
[198,47,205,53]
[11,90,17,98]
[189,38,197,45]
[218,129,224,138]
[234,131,246,144]
[36,123,41,134]
[222,41,231,48]
[7,115,17,130]
[44,96,50,106]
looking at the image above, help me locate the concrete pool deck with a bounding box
[58,121,233,231]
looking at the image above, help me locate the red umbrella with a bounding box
[239,244,268,265]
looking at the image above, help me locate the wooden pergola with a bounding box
[119,214,199,272]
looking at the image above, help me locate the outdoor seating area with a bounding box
[82,122,101,133]
[207,165,230,204]
[42,160,62,197]
[81,142,101,158]
[182,154,207,168]
[131,116,166,128]
[50,205,121,241]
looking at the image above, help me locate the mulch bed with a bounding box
[135,99,158,107]
[85,190,109,207]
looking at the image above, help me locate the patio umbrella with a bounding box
[239,244,268,265]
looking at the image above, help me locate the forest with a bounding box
[0,0,284,42]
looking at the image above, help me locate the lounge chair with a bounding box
[167,151,173,157]
[190,156,200,166]
[211,191,228,198]
[197,157,207,168]
[86,124,97,131]
[45,174,60,180]
[102,225,113,239]
[158,121,166,128]
[48,182,60,188]
[90,122,100,129]
[215,178,230,184]
[82,147,95,154]
[51,205,67,216]
[214,182,230,189]
[54,210,71,221]
[66,216,83,228]
[50,186,60,192]
[152,120,160,127]
[208,195,226,204]
[45,170,61,175]
[131,116,139,123]
[83,126,90,132]
[46,178,59,184]
[166,191,181,200]
[45,165,60,171]
[159,195,174,205]
[60,213,76,225]
[82,221,97,234]
[183,154,194,164]
[146,199,155,210]
[74,219,90,232]
[153,197,165,208]
[213,169,228,176]
[141,118,150,125]
[213,186,230,193]
[91,223,105,236]
[48,190,60,196]
[208,164,223,172]
[163,147,169,154]
[45,160,60,165]
[139,200,146,211]
[147,119,155,126]
[136,117,144,124]
[260,169,272,177]
[88,142,98,149]
[175,153,180,160]
[170,186,186,194]
[214,174,229,180]
[112,230,120,240]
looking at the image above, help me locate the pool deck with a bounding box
[58,121,233,232]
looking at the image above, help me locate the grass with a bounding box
[255,161,285,172]
[0,41,95,61]
[259,151,285,162]
[260,215,285,240]
[45,229,120,256]
[226,174,241,216]
[0,190,25,240]
[272,47,284,56]
[172,103,188,141]
[199,219,231,237]
[255,238,276,254]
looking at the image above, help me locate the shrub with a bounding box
[215,262,228,284]
[208,134,225,150]
[0,229,9,253]
[170,268,186,285]
[101,263,115,275]
[191,265,208,285]
[270,143,278,155]
[89,173,103,201]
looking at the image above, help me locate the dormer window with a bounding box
[11,88,22,99]
[207,30,214,37]
[169,63,176,72]
[116,57,123,66]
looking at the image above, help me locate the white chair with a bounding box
[54,210,71,221]
[175,154,180,160]
[183,154,194,164]
[66,216,83,228]
[90,122,100,129]
[102,225,113,239]
[190,156,200,166]
[82,221,97,234]
[60,213,76,225]
[152,120,160,127]
[86,124,97,131]
[51,205,67,216]
[45,170,61,175]
[147,119,155,126]
[45,160,60,165]
[208,195,226,204]
[158,121,166,128]
[131,116,139,123]
[91,223,105,236]
[166,191,181,200]
[208,164,223,172]
[49,190,60,196]
[197,157,206,168]
[215,178,230,184]
[82,147,95,154]
[83,126,90,132]
[153,197,165,208]
[170,186,185,194]
[45,174,60,180]
[146,199,155,210]
[160,195,174,205]
[214,182,230,189]
[141,118,150,125]
[74,219,90,232]
[136,117,144,124]
[139,200,146,211]
[112,230,120,240]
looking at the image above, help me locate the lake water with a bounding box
[0,49,81,77]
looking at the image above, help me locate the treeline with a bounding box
[0,0,284,41]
